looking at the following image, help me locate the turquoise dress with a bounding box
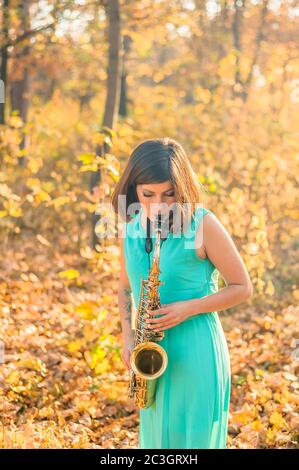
[124,206,231,449]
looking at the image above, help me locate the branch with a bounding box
[1,22,56,51]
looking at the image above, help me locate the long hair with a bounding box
[111,137,207,232]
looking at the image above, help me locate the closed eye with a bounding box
[143,192,174,197]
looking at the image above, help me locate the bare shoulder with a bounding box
[195,212,232,259]
[195,212,218,259]
[196,212,253,293]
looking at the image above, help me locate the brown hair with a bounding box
[111,137,207,231]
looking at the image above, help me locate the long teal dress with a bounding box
[124,206,231,449]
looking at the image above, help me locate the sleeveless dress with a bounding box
[124,206,231,449]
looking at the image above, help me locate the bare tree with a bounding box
[0,0,10,124]
[90,0,122,250]
[10,0,31,166]
[119,34,132,117]
[0,0,57,125]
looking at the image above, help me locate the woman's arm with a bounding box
[187,212,253,316]
[118,239,134,342]
[146,212,254,330]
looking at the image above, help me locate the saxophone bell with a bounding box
[130,341,168,380]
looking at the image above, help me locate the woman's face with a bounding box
[136,181,176,222]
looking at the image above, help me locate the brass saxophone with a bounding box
[127,211,168,409]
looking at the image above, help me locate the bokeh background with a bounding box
[0,0,298,448]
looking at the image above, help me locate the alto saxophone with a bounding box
[127,211,168,409]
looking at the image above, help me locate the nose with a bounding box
[152,196,163,205]
[150,200,165,213]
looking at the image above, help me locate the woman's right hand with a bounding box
[121,334,135,371]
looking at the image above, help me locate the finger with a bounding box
[148,319,173,329]
[149,314,177,326]
[147,308,170,316]
[148,304,170,313]
[147,313,173,324]
[152,321,177,331]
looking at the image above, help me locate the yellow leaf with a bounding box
[251,418,264,431]
[79,163,98,172]
[269,411,288,430]
[266,428,276,445]
[94,358,110,374]
[35,190,51,204]
[77,153,96,164]
[75,301,99,320]
[67,340,82,352]
[9,204,22,217]
[26,178,40,190]
[58,268,80,280]
[232,406,257,425]
[9,115,23,128]
[47,196,71,208]
[7,370,20,385]
[28,157,43,174]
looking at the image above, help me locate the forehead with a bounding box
[139,181,173,191]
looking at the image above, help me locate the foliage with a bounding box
[0,0,298,449]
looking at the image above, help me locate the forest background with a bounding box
[0,0,298,449]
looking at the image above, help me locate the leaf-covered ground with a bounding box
[0,236,298,448]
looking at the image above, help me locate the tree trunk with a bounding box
[90,0,122,250]
[119,34,132,117]
[10,0,31,166]
[0,0,10,125]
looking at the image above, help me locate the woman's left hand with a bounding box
[146,300,193,331]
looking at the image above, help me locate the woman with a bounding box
[111,137,253,449]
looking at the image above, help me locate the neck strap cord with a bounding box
[145,216,170,271]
